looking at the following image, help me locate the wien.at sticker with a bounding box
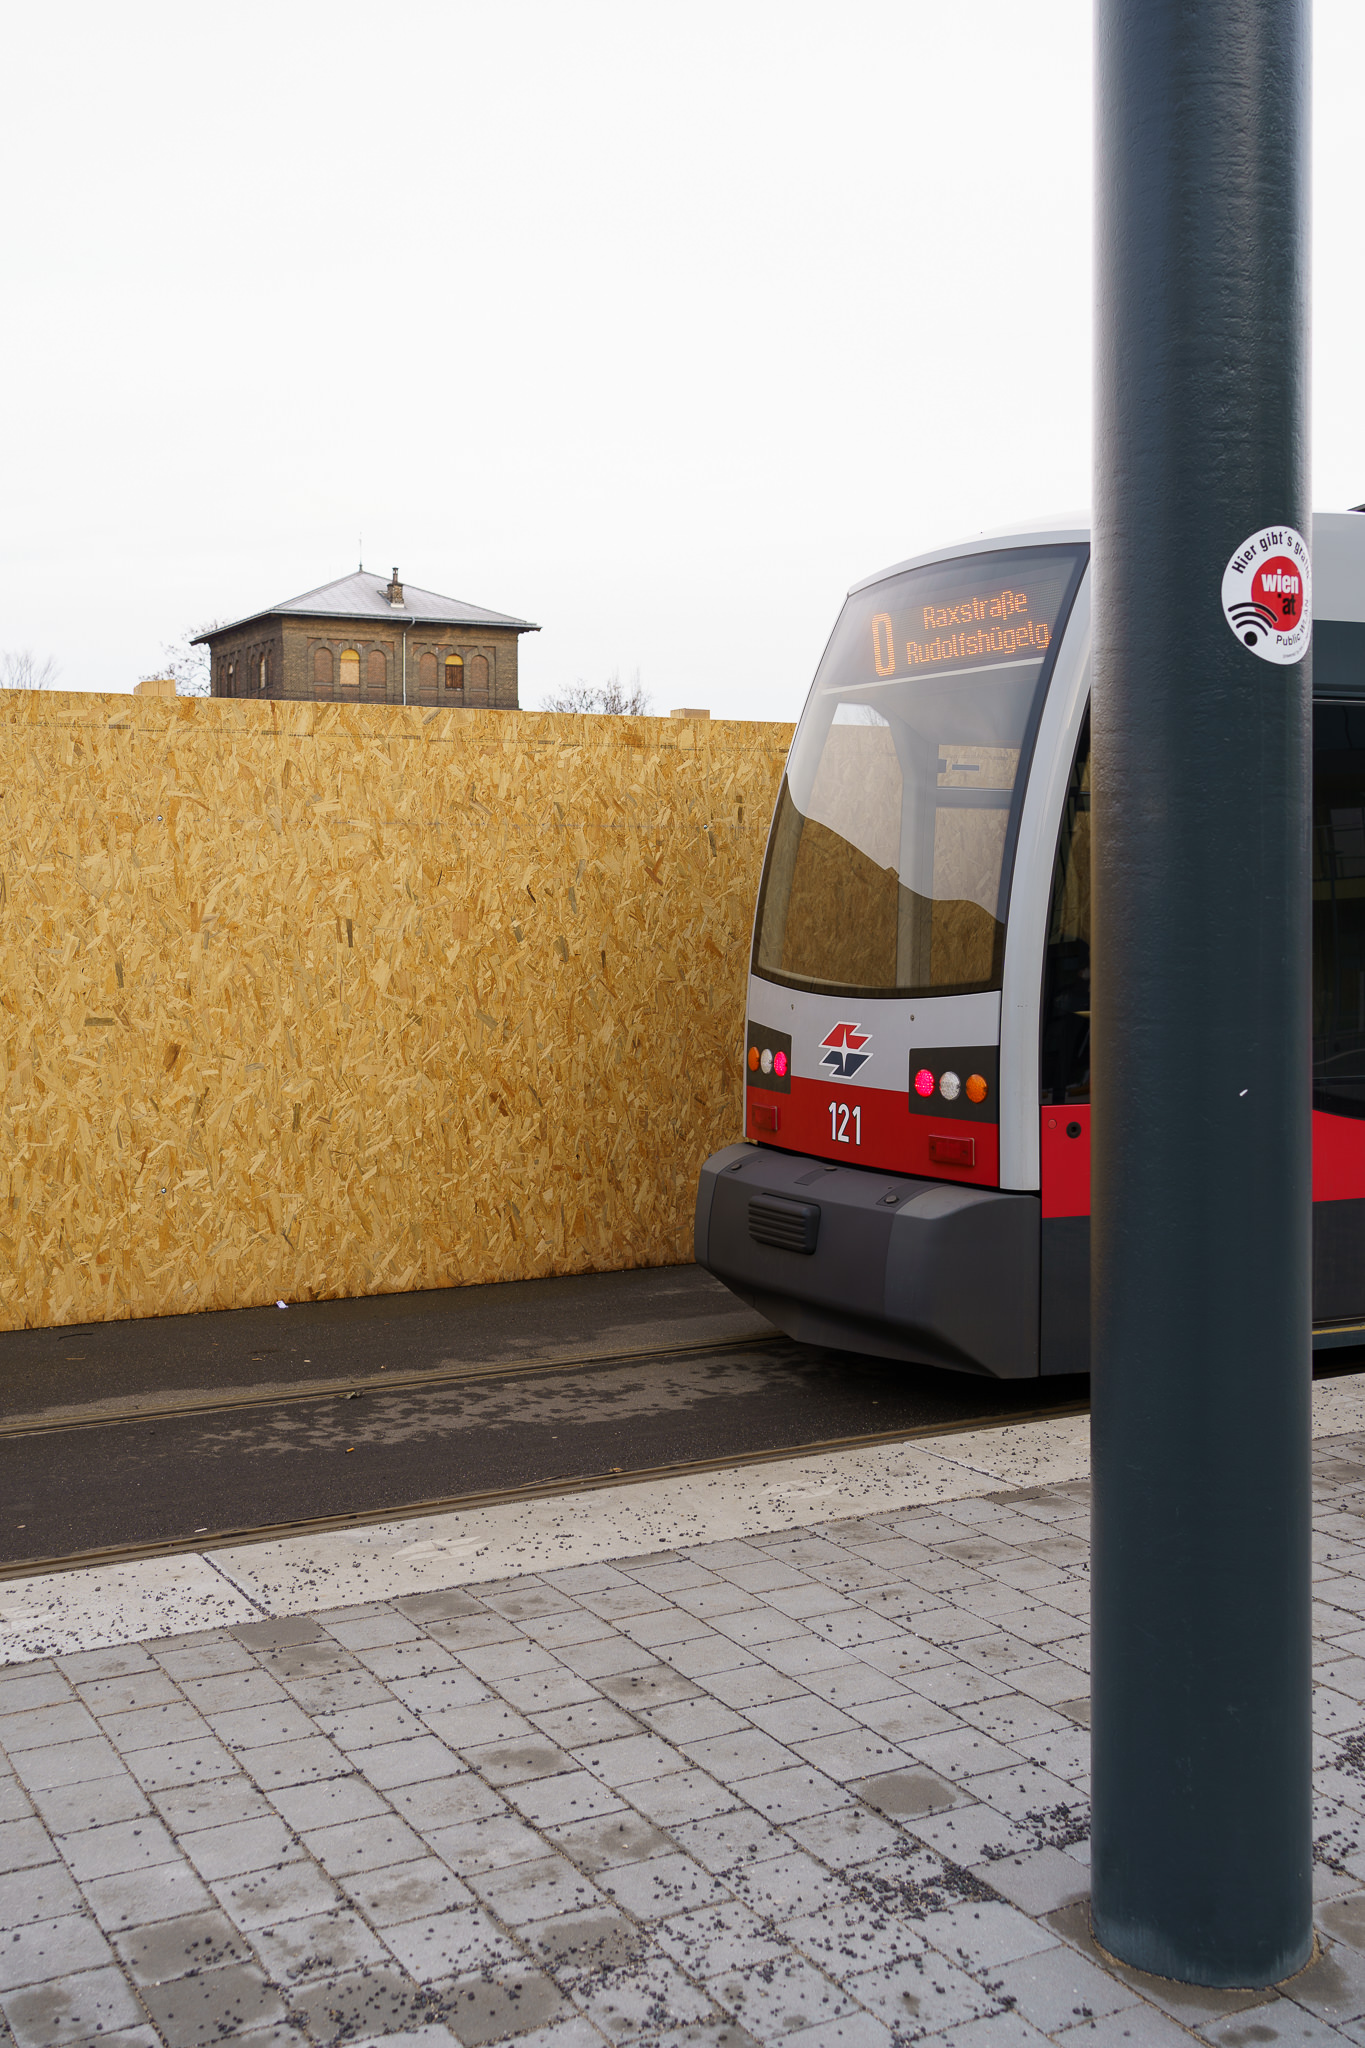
[1221,525,1312,664]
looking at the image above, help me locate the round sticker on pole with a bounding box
[1221,525,1312,664]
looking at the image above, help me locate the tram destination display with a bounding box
[872,575,1061,678]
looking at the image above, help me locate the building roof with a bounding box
[193,570,538,642]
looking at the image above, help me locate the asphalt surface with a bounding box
[0,1264,770,1428]
[0,1266,1090,1571]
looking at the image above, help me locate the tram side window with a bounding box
[1313,703,1365,1118]
[1041,715,1091,1105]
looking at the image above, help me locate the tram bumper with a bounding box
[695,1142,1040,1379]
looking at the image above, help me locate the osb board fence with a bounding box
[0,696,793,1330]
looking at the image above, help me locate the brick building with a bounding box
[195,568,538,707]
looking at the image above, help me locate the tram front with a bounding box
[695,531,1089,1377]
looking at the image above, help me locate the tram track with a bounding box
[0,1392,1092,1583]
[0,1329,779,1441]
[0,1323,1093,1579]
[8,1236,1353,1587]
[11,1321,1359,1449]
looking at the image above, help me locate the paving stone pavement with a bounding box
[5,1437,1365,2048]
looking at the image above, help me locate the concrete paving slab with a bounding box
[111,1909,251,1985]
[0,1563,258,1665]
[8,1400,1365,2047]
[0,1435,1095,1667]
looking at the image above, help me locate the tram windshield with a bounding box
[754,544,1086,999]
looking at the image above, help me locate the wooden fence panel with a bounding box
[0,698,792,1329]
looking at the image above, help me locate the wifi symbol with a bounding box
[1229,600,1278,647]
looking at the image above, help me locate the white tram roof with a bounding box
[850,510,1365,624]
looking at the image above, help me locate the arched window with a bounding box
[226,661,236,695]
[367,648,387,692]
[445,654,465,692]
[468,652,489,698]
[339,650,360,693]
[259,653,268,694]
[419,651,438,693]
[313,646,333,687]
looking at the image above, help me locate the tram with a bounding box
[695,513,1365,1377]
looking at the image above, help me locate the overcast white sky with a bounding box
[4,2,1363,720]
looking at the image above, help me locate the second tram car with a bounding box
[695,513,1365,1376]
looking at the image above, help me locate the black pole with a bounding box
[1091,0,1313,1989]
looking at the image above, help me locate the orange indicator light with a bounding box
[748,1046,760,1071]
[966,1073,988,1104]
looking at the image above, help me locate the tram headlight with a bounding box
[914,1068,935,1097]
[966,1073,988,1104]
[760,1048,773,1076]
[773,1050,788,1078]
[748,1046,760,1071]
[939,1071,961,1101]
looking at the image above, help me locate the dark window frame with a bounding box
[1040,710,1091,1107]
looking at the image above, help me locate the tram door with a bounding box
[1311,701,1365,1319]
[1039,716,1092,1372]
[1039,700,1365,1367]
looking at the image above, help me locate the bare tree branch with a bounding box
[0,649,59,691]
[542,668,650,715]
[143,622,221,698]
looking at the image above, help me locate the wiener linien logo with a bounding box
[820,1023,871,1080]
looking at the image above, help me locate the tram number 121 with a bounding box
[829,1101,861,1146]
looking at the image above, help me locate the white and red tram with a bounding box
[695,514,1365,1376]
